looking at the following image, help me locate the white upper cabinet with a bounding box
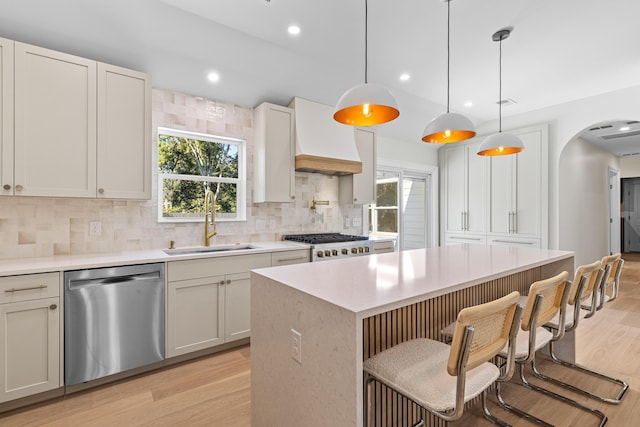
[0,38,12,196]
[339,128,376,205]
[97,63,151,199]
[4,39,150,199]
[14,42,97,198]
[487,125,548,246]
[441,141,487,244]
[253,102,295,203]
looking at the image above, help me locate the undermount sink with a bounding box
[163,244,261,256]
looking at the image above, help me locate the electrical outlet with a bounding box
[290,328,302,364]
[352,217,362,227]
[345,217,352,227]
[89,221,102,237]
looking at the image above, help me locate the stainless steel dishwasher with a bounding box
[64,263,165,386]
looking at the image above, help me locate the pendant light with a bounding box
[422,0,476,144]
[334,0,399,126]
[477,28,524,156]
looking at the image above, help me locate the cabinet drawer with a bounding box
[488,237,541,248]
[271,250,310,266]
[168,253,272,282]
[373,241,396,254]
[444,233,486,245]
[0,272,60,304]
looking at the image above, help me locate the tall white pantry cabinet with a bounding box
[440,124,548,248]
[2,39,151,199]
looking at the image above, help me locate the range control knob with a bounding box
[317,251,324,258]
[358,247,364,253]
[364,247,370,253]
[332,249,338,256]
[342,248,349,255]
[351,248,358,254]
[324,250,331,257]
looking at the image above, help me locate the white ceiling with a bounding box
[1,0,639,153]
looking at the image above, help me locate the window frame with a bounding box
[156,127,247,223]
[366,159,438,249]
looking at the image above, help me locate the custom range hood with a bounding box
[288,97,362,176]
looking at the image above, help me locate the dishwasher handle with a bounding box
[68,271,162,290]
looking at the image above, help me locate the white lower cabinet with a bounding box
[0,273,61,403]
[166,253,271,358]
[166,275,225,356]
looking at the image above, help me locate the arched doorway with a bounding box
[558,119,639,265]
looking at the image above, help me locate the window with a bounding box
[368,165,435,250]
[370,174,399,234]
[157,127,246,222]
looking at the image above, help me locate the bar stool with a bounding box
[363,292,522,426]
[600,253,624,304]
[531,260,629,404]
[494,271,608,427]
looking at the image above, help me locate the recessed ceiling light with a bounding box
[207,72,220,83]
[464,101,473,107]
[288,25,301,35]
[620,126,630,131]
[399,73,410,81]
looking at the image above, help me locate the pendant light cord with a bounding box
[446,0,450,113]
[498,36,502,132]
[364,0,368,84]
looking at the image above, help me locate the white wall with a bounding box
[476,84,640,252]
[559,138,619,266]
[377,135,439,167]
[621,155,640,178]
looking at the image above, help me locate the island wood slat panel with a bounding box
[363,267,542,427]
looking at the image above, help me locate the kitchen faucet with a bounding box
[204,189,217,246]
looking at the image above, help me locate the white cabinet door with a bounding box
[166,276,225,358]
[253,103,295,203]
[488,154,513,234]
[488,125,546,241]
[339,128,376,205]
[514,129,543,238]
[97,63,151,199]
[0,38,13,196]
[442,141,486,236]
[0,297,60,403]
[443,145,466,233]
[466,143,487,234]
[14,42,97,197]
[224,272,251,342]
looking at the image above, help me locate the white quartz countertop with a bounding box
[252,244,574,316]
[0,241,309,277]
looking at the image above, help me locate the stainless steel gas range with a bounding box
[283,233,374,262]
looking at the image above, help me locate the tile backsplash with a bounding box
[0,88,363,260]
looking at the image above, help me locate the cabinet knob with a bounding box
[219,280,225,285]
[353,198,357,202]
[15,185,23,191]
[291,196,295,200]
[50,304,57,310]
[226,279,231,284]
[2,184,10,190]
[98,188,105,194]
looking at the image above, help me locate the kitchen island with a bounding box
[250,244,574,427]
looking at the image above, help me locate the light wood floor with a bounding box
[2,254,640,426]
